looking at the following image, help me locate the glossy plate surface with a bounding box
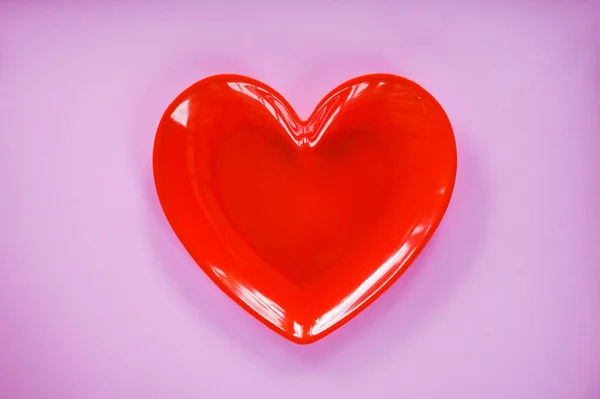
[153,74,457,344]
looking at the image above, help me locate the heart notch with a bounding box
[153,73,457,344]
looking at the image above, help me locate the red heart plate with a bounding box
[153,74,457,344]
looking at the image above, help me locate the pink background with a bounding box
[1,1,599,398]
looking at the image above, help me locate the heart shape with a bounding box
[153,74,457,344]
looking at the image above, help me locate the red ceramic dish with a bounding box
[153,74,457,344]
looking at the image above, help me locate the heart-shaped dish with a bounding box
[153,74,457,344]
